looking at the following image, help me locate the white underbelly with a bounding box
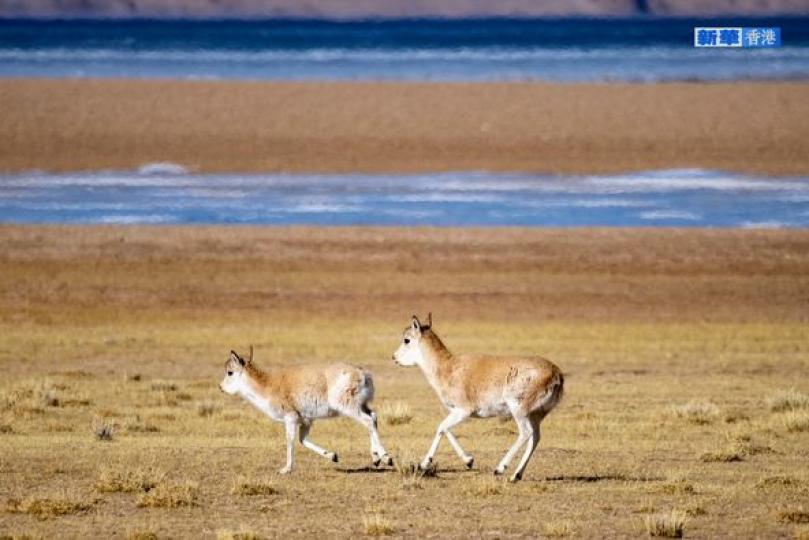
[474,402,511,418]
[300,403,337,420]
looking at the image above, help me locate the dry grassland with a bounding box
[0,226,808,538]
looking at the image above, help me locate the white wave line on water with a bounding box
[1,45,807,63]
[638,210,702,221]
[1,168,808,227]
[92,214,179,224]
[739,221,792,229]
[137,162,189,175]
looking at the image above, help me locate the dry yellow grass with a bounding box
[543,520,574,537]
[95,463,165,494]
[0,226,808,538]
[216,528,265,540]
[766,389,809,412]
[463,477,503,497]
[644,509,687,537]
[671,400,720,425]
[5,493,95,520]
[778,508,809,524]
[378,401,413,426]
[777,410,809,433]
[126,531,159,540]
[362,514,395,536]
[135,483,198,509]
[230,477,278,497]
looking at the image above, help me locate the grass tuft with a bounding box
[767,389,809,412]
[699,434,765,463]
[95,464,165,493]
[150,380,178,392]
[230,476,278,496]
[216,528,265,540]
[6,493,94,519]
[136,483,198,508]
[756,475,802,489]
[543,520,574,537]
[778,508,809,524]
[197,399,222,417]
[127,531,158,540]
[379,401,413,426]
[660,478,696,495]
[683,505,707,517]
[363,514,395,536]
[700,448,743,463]
[671,400,719,424]
[124,417,160,433]
[463,476,503,497]
[778,410,809,433]
[2,380,66,412]
[395,460,437,479]
[92,416,115,441]
[644,509,687,538]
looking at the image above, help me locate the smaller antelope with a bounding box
[392,314,564,482]
[219,347,393,474]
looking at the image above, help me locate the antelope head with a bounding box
[392,313,431,367]
[219,346,253,395]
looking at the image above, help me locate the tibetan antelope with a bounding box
[219,347,393,474]
[392,314,564,482]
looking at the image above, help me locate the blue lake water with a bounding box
[1,168,807,227]
[2,18,809,82]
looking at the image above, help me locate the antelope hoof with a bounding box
[464,456,475,470]
[329,452,339,463]
[493,466,505,476]
[384,455,394,467]
[372,457,382,468]
[418,458,433,471]
[508,472,523,483]
[278,466,292,475]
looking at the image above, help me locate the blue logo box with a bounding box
[694,27,781,48]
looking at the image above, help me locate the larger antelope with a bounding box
[219,347,393,474]
[392,314,564,482]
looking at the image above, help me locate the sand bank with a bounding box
[1,80,807,175]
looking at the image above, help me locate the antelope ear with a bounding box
[411,315,422,333]
[230,350,245,366]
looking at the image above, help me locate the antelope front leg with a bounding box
[279,415,299,475]
[444,431,475,469]
[421,407,470,470]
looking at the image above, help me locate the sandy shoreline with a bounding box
[1,79,808,175]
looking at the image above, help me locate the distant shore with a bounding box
[1,79,808,175]
[2,0,808,18]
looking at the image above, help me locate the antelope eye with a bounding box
[227,371,233,376]
[403,338,410,345]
